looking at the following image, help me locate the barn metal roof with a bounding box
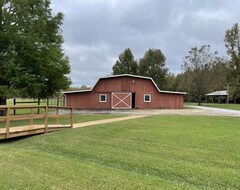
[205,90,227,96]
[62,89,92,94]
[62,74,187,95]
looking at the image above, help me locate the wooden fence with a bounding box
[0,106,73,139]
[12,98,65,114]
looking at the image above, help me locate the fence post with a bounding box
[44,106,48,133]
[37,98,40,114]
[13,99,16,115]
[30,108,34,125]
[56,107,59,125]
[5,107,10,138]
[70,108,73,128]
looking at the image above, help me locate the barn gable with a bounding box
[91,74,186,95]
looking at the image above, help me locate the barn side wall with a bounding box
[65,92,111,109]
[158,93,184,109]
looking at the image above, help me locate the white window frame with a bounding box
[99,94,107,102]
[144,94,151,102]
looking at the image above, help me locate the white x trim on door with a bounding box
[111,93,132,109]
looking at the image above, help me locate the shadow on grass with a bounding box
[0,134,40,144]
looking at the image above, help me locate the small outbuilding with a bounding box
[63,74,186,109]
[205,90,227,103]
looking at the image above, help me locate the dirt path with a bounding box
[73,115,146,129]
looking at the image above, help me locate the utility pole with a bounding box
[227,83,229,107]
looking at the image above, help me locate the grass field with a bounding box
[186,102,240,111]
[0,115,239,189]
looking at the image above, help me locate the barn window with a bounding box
[99,94,107,102]
[144,94,151,102]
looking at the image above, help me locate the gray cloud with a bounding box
[52,0,240,86]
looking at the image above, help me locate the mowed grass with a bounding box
[187,102,240,111]
[0,115,240,190]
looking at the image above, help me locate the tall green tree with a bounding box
[164,72,176,91]
[177,60,227,103]
[182,45,223,105]
[139,48,168,88]
[112,48,138,75]
[224,23,240,103]
[210,61,228,92]
[175,71,195,103]
[0,0,71,108]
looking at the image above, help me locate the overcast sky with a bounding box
[51,0,240,87]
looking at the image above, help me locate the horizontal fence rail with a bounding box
[12,98,65,115]
[0,106,73,139]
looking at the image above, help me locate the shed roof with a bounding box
[205,90,227,96]
[63,74,186,95]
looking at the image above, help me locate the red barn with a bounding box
[63,74,186,109]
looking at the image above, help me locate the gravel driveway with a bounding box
[70,106,240,117]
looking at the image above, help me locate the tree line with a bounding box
[112,23,240,105]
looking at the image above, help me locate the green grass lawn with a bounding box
[186,102,240,111]
[0,115,240,189]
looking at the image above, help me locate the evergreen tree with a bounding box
[112,48,138,75]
